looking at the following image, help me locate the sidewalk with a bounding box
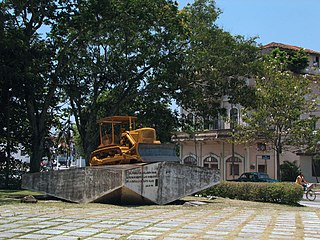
[299,192,320,208]
[0,198,320,240]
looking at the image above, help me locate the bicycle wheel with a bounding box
[306,190,316,201]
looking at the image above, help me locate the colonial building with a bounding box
[172,42,320,181]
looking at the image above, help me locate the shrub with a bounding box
[201,181,303,205]
[280,160,300,182]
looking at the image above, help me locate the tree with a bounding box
[288,121,320,183]
[1,1,79,172]
[237,50,319,180]
[174,0,259,121]
[56,0,185,162]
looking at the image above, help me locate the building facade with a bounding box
[172,42,320,181]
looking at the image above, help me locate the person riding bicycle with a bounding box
[295,172,308,191]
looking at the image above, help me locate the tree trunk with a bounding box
[312,155,319,183]
[29,126,46,173]
[276,148,281,180]
[275,133,282,180]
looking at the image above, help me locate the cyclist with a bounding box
[295,172,308,191]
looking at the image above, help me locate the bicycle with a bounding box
[305,183,316,201]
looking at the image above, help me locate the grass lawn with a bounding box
[0,189,315,212]
[0,189,44,205]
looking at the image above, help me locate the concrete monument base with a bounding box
[22,162,220,205]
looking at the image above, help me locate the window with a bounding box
[257,143,266,151]
[187,113,194,124]
[314,56,320,67]
[230,108,238,126]
[312,158,320,177]
[203,155,218,169]
[226,156,242,176]
[230,164,240,175]
[184,155,197,166]
[226,156,242,163]
[204,116,219,130]
[258,164,267,173]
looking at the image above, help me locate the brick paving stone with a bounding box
[110,229,134,234]
[85,238,110,240]
[184,224,208,229]
[137,231,163,236]
[271,231,294,236]
[23,224,51,229]
[0,223,25,229]
[206,230,229,235]
[63,230,97,237]
[63,222,89,227]
[0,232,21,239]
[6,228,34,233]
[127,235,157,239]
[51,218,74,222]
[238,232,262,237]
[154,223,180,228]
[168,233,193,237]
[146,227,172,231]
[74,219,100,223]
[177,228,202,233]
[201,235,225,239]
[127,221,152,226]
[304,234,320,238]
[49,225,80,231]
[89,223,118,229]
[47,236,80,240]
[29,217,52,222]
[117,225,145,230]
[162,238,185,240]
[35,229,65,235]
[93,232,123,238]
[269,235,293,239]
[17,233,52,239]
[100,220,125,225]
[240,228,264,233]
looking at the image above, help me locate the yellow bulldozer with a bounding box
[89,116,180,166]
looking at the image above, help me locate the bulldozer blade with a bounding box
[137,143,180,163]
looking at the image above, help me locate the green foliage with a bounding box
[236,52,319,179]
[0,158,29,190]
[175,1,259,120]
[201,181,303,205]
[280,160,300,182]
[1,1,77,172]
[267,48,308,74]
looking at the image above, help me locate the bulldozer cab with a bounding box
[97,116,138,147]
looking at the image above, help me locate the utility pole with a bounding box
[231,127,235,179]
[230,105,236,180]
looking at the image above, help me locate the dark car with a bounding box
[232,172,279,182]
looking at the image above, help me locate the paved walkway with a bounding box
[300,197,320,208]
[1,200,320,240]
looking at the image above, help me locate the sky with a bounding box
[178,0,320,52]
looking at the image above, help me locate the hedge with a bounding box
[200,181,304,205]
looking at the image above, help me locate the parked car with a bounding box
[230,172,279,182]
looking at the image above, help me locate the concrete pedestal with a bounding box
[22,162,220,205]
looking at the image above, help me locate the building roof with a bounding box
[261,42,320,56]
